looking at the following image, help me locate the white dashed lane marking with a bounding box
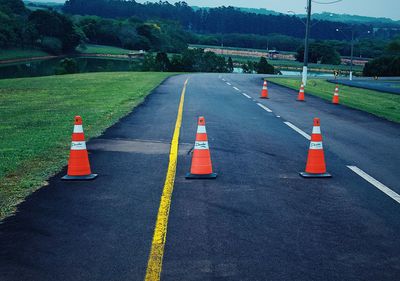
[257,103,273,113]
[347,166,400,204]
[233,87,240,91]
[242,93,251,99]
[283,122,311,140]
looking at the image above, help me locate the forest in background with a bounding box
[1,0,400,75]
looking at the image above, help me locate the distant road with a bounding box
[0,74,399,280]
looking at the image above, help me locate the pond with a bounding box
[279,70,335,77]
[0,57,142,79]
[233,67,336,78]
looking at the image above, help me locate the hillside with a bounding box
[62,0,370,41]
[297,12,400,27]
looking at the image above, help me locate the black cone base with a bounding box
[185,173,217,179]
[62,174,98,181]
[299,172,331,178]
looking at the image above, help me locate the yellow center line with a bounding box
[144,78,189,281]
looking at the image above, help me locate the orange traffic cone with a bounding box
[185,116,217,179]
[260,80,269,99]
[300,118,331,178]
[62,116,97,180]
[297,82,305,102]
[332,85,340,104]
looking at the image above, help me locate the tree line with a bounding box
[0,0,190,54]
[142,49,275,74]
[0,0,80,53]
[363,37,400,76]
[63,0,372,41]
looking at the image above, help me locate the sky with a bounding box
[30,0,400,20]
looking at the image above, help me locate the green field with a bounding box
[77,44,135,55]
[0,72,173,219]
[268,78,400,123]
[0,45,134,62]
[0,48,51,61]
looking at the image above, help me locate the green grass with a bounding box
[268,78,400,123]
[0,72,173,219]
[77,44,135,55]
[0,48,51,61]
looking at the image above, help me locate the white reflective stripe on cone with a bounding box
[73,125,84,133]
[197,125,206,134]
[71,141,87,150]
[309,141,323,150]
[194,141,209,150]
[312,126,321,134]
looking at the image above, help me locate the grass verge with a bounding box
[0,72,173,219]
[0,48,50,61]
[268,78,400,123]
[77,44,134,55]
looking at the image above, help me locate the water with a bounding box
[0,57,142,79]
[280,70,335,77]
[233,68,335,77]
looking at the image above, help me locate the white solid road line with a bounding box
[233,86,240,91]
[226,82,231,85]
[257,103,273,113]
[242,93,251,99]
[347,166,400,204]
[283,122,311,140]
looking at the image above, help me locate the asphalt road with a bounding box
[1,73,400,281]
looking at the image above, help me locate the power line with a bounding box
[312,0,343,4]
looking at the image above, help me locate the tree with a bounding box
[296,42,341,65]
[363,55,400,77]
[29,10,82,53]
[227,56,234,72]
[142,53,156,71]
[363,38,400,77]
[256,57,274,74]
[0,0,26,15]
[241,61,257,73]
[63,0,369,41]
[169,54,185,72]
[143,48,230,73]
[386,38,400,54]
[155,52,171,71]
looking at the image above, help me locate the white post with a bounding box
[349,71,353,81]
[302,66,308,86]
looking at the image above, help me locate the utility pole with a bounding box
[350,28,354,81]
[336,27,357,81]
[302,0,312,85]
